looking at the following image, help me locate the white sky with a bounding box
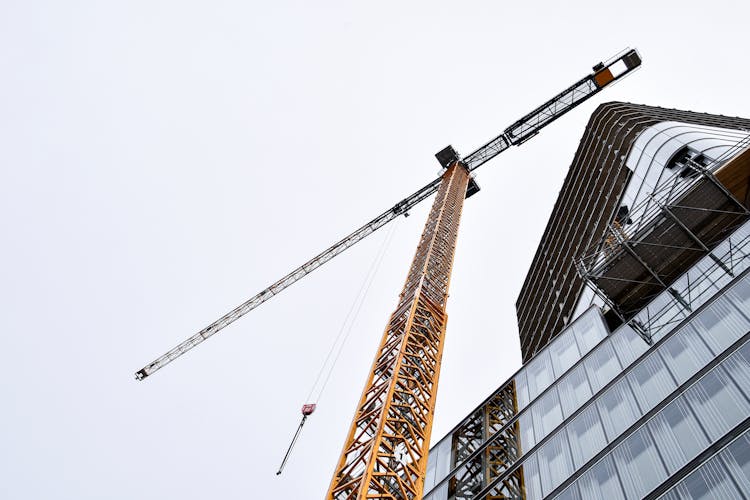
[2,1,750,498]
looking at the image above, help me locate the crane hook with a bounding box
[276,404,316,475]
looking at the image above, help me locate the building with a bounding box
[422,102,750,499]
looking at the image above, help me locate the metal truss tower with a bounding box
[327,163,470,499]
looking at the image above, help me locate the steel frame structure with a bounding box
[327,163,469,499]
[447,381,522,499]
[576,139,750,343]
[422,378,525,499]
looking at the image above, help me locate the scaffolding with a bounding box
[577,136,750,343]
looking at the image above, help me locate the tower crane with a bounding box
[135,49,641,498]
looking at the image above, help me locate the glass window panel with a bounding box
[521,454,542,500]
[518,410,535,453]
[550,330,581,377]
[693,295,750,355]
[610,324,648,368]
[435,436,451,484]
[573,310,607,354]
[684,365,750,441]
[532,388,563,439]
[425,436,451,494]
[567,405,606,468]
[649,299,687,344]
[423,482,448,500]
[553,483,582,500]
[737,336,750,363]
[424,453,437,490]
[721,432,750,492]
[516,370,530,411]
[597,378,641,440]
[577,455,625,500]
[676,455,743,500]
[722,342,750,401]
[612,427,667,498]
[558,364,593,418]
[647,396,708,473]
[526,351,554,402]
[660,482,690,500]
[627,351,677,412]
[727,275,750,315]
[538,431,574,496]
[584,340,621,392]
[729,242,750,277]
[659,323,714,384]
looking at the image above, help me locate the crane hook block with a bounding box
[301,403,316,416]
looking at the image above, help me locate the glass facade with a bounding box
[423,217,750,499]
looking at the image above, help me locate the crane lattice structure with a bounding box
[135,49,642,499]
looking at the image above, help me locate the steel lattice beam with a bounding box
[327,163,470,499]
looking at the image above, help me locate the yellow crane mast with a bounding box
[328,163,469,498]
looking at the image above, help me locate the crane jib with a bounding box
[134,48,641,381]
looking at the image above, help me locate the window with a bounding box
[553,483,582,500]
[573,311,607,353]
[521,454,542,500]
[557,364,593,418]
[526,351,554,402]
[684,366,750,441]
[610,324,648,367]
[424,437,451,491]
[597,378,640,440]
[612,427,667,498]
[721,432,750,492]
[550,330,581,377]
[567,405,606,468]
[585,340,621,392]
[627,351,676,412]
[727,275,750,314]
[659,324,713,384]
[538,432,574,496]
[693,296,750,355]
[577,455,625,500]
[647,396,707,473]
[422,482,448,500]
[532,388,563,438]
[663,455,742,499]
[721,341,750,402]
[518,410,535,453]
[515,371,530,410]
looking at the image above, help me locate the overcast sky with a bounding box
[3,1,750,498]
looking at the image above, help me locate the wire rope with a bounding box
[304,216,400,404]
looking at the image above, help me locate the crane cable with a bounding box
[308,217,400,404]
[276,217,400,475]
